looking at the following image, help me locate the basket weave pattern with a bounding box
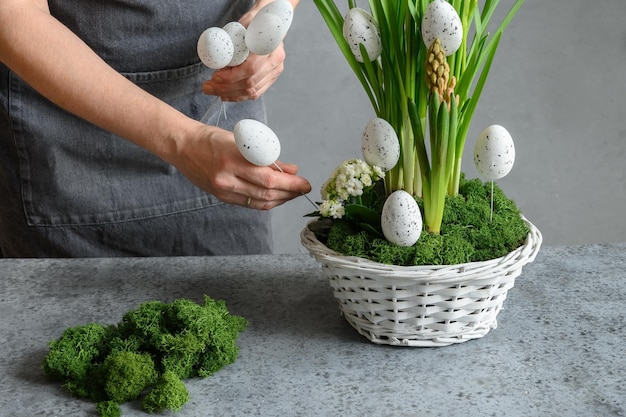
[301,218,542,347]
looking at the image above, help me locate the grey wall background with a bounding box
[266,0,626,254]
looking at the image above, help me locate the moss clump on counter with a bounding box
[96,401,122,417]
[42,295,247,417]
[142,370,190,413]
[322,178,530,266]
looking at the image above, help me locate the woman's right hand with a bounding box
[170,122,312,210]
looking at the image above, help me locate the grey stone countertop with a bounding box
[0,244,624,417]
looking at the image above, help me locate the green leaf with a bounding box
[407,98,430,178]
[344,203,383,236]
[345,203,380,224]
[457,32,502,156]
[312,0,379,110]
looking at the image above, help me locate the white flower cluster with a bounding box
[319,159,384,219]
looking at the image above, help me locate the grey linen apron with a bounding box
[0,0,274,257]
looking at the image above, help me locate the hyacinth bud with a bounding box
[446,76,460,110]
[426,38,455,104]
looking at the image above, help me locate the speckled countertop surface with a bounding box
[0,245,624,417]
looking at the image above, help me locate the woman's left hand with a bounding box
[201,44,286,102]
[201,0,298,102]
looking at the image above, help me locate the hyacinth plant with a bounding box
[313,0,523,235]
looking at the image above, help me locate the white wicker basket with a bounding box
[301,217,542,347]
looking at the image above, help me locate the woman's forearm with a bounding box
[0,0,195,162]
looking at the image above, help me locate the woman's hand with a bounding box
[201,0,299,102]
[171,123,311,210]
[201,45,286,102]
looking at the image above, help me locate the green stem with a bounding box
[446,94,459,195]
[401,118,415,196]
[408,97,430,211]
[422,93,448,234]
[450,156,463,195]
[433,95,449,234]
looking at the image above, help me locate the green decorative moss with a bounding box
[102,351,158,404]
[142,370,189,413]
[323,177,529,266]
[95,401,121,417]
[42,295,247,416]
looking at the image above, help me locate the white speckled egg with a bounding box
[197,27,234,70]
[258,0,294,36]
[233,119,281,166]
[421,0,463,56]
[223,22,249,67]
[474,125,516,181]
[381,190,423,247]
[245,12,285,56]
[342,7,382,63]
[361,118,400,171]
